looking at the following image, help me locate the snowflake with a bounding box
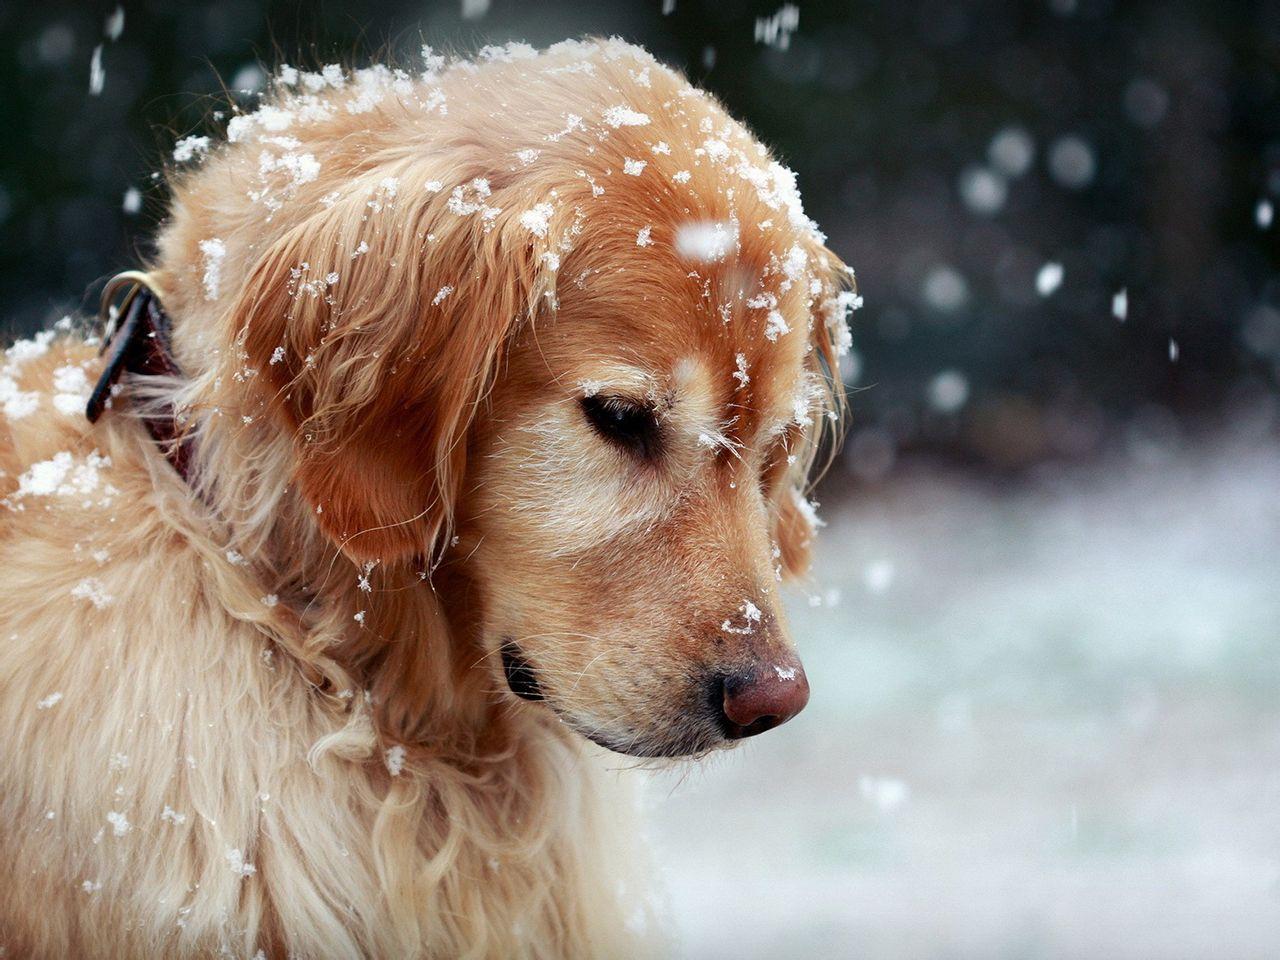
[226,848,257,877]
[519,202,555,238]
[385,745,406,776]
[173,135,211,163]
[71,578,114,609]
[198,239,226,301]
[602,105,651,128]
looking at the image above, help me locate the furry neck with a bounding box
[131,273,503,756]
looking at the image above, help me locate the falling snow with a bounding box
[1112,288,1129,321]
[1036,261,1064,296]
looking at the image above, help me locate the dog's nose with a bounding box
[718,658,810,739]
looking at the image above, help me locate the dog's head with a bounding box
[219,41,854,757]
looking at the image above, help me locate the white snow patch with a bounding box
[161,805,187,826]
[385,745,407,776]
[519,202,555,238]
[10,450,114,506]
[71,578,113,609]
[226,848,256,877]
[198,238,227,300]
[764,310,791,342]
[721,599,764,635]
[674,220,738,263]
[49,365,90,415]
[1,376,40,421]
[172,135,211,163]
[6,330,55,366]
[602,105,651,128]
[791,488,825,529]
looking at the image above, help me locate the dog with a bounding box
[0,38,854,958]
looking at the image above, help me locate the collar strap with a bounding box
[87,273,195,484]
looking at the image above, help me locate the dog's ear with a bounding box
[232,168,551,563]
[774,487,817,579]
[771,240,855,581]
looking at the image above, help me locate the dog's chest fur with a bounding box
[0,352,659,958]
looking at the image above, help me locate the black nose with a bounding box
[716,658,810,739]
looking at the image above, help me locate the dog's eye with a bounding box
[581,395,660,458]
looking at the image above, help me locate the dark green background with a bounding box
[3,0,1277,476]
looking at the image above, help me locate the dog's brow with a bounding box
[576,366,657,398]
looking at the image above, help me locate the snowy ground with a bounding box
[636,439,1280,960]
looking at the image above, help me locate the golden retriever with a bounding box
[0,38,854,959]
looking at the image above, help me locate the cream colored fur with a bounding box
[0,341,660,959]
[0,38,850,959]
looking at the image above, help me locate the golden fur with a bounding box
[0,39,852,958]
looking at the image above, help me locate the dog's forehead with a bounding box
[538,228,817,442]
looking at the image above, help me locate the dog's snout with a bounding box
[716,658,810,739]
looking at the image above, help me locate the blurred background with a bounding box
[2,1,1278,957]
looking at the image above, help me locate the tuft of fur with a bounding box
[0,38,851,958]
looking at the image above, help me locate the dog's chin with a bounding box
[570,721,723,760]
[499,640,721,760]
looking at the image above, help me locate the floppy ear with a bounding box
[775,487,817,579]
[233,167,541,563]
[771,240,856,581]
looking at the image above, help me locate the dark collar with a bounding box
[87,274,195,483]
